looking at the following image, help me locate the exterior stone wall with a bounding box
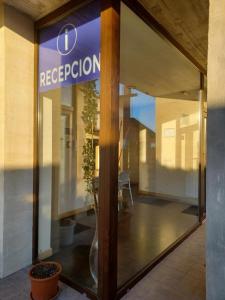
[207,0,225,299]
[0,2,5,278]
[0,4,34,278]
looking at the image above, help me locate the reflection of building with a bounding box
[39,85,92,258]
[155,98,199,202]
[120,94,199,205]
[139,124,156,193]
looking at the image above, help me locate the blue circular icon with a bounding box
[57,23,77,56]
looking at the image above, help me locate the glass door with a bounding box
[118,2,202,288]
[37,0,101,294]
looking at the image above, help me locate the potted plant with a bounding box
[59,218,76,247]
[81,81,98,195]
[29,261,62,300]
[81,81,99,286]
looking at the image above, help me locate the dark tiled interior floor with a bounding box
[0,224,205,300]
[117,198,198,285]
[47,195,198,291]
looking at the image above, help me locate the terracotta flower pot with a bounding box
[29,262,62,300]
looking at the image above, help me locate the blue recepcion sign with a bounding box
[39,1,100,93]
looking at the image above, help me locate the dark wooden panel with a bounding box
[98,1,120,299]
[198,73,207,222]
[32,29,39,263]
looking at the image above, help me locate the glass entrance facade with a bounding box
[117,3,201,286]
[36,1,205,298]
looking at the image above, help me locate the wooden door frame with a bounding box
[34,1,120,300]
[198,73,207,223]
[98,1,120,299]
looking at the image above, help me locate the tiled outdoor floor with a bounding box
[0,224,205,300]
[122,223,205,300]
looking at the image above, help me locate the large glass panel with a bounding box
[38,0,100,293]
[118,3,201,286]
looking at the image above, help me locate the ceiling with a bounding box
[3,0,71,20]
[138,0,209,71]
[3,0,208,71]
[120,3,200,99]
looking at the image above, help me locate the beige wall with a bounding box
[139,125,156,192]
[131,96,200,203]
[155,98,199,202]
[0,3,34,278]
[0,2,5,278]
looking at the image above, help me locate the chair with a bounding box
[118,171,134,206]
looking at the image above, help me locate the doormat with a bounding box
[136,196,172,206]
[74,223,91,234]
[182,205,198,216]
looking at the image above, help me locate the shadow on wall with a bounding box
[0,167,33,278]
[2,4,34,43]
[138,160,200,205]
[206,105,225,300]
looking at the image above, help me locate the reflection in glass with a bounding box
[118,2,201,287]
[38,82,100,292]
[118,87,200,286]
[38,0,100,293]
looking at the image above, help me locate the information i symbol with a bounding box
[65,28,68,51]
[57,24,77,56]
